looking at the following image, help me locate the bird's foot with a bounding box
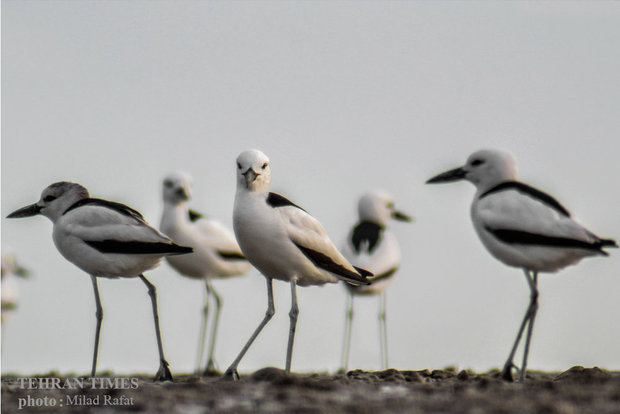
[221,367,240,381]
[203,359,220,377]
[501,362,517,382]
[154,359,173,382]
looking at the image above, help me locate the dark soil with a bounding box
[2,366,620,413]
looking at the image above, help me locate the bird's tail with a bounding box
[596,237,617,255]
[166,243,194,255]
[350,266,373,286]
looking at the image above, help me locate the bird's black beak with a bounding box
[426,167,467,184]
[243,168,259,186]
[391,210,413,222]
[7,203,42,218]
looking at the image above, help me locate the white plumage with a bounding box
[1,251,30,325]
[427,149,616,381]
[160,172,250,374]
[340,190,412,371]
[7,181,192,381]
[223,149,371,380]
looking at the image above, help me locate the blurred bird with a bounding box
[160,172,250,375]
[340,191,412,372]
[223,149,372,380]
[1,251,30,325]
[426,149,616,381]
[7,181,192,381]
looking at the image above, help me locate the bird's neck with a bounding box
[161,201,189,228]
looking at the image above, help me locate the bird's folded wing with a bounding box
[276,206,370,285]
[194,218,246,259]
[65,205,174,244]
[477,190,597,243]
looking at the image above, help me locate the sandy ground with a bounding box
[2,366,620,413]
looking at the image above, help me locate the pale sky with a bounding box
[2,1,619,375]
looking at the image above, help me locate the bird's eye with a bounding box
[237,162,242,170]
[164,180,173,188]
[261,162,268,170]
[471,159,485,167]
[43,195,57,203]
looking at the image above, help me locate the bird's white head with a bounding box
[236,149,271,192]
[162,172,193,205]
[7,181,90,223]
[426,149,518,192]
[358,190,412,226]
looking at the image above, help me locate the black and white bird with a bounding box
[160,172,250,375]
[426,149,617,381]
[223,149,372,380]
[7,181,193,381]
[339,190,412,372]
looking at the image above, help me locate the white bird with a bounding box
[426,149,617,381]
[7,181,193,381]
[160,172,250,375]
[339,190,412,372]
[223,149,372,380]
[1,251,30,325]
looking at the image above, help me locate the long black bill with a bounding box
[7,203,42,218]
[392,210,413,222]
[426,167,467,184]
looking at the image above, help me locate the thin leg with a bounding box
[519,271,539,382]
[340,293,354,373]
[285,279,299,374]
[223,278,275,381]
[195,279,210,374]
[204,280,222,375]
[139,274,173,381]
[90,276,103,378]
[501,270,539,381]
[379,291,388,370]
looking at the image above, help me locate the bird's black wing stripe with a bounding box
[85,240,193,255]
[217,251,247,260]
[64,198,145,221]
[485,227,609,253]
[479,181,570,217]
[294,242,371,285]
[266,192,307,212]
[351,220,384,253]
[188,209,205,222]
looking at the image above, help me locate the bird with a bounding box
[160,172,250,375]
[426,149,617,382]
[7,181,193,381]
[1,251,30,325]
[339,190,412,372]
[223,149,372,380]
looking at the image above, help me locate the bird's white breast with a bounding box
[233,191,337,285]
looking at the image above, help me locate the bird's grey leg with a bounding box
[379,291,388,370]
[195,279,210,375]
[223,278,275,381]
[285,279,299,374]
[204,280,222,375]
[139,274,173,382]
[90,276,103,378]
[519,271,539,382]
[501,270,538,381]
[340,293,354,373]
